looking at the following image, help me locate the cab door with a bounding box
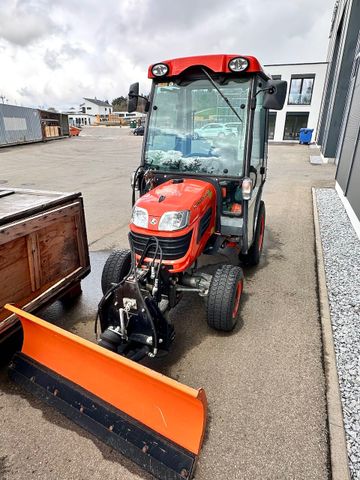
[247,88,266,247]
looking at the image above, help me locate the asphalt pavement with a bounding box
[0,128,335,479]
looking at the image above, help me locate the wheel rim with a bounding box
[232,280,243,318]
[258,214,265,251]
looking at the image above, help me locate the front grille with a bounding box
[198,207,212,242]
[130,230,193,260]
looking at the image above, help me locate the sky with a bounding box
[0,0,335,111]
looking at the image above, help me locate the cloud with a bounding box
[0,0,335,109]
[44,43,87,70]
[44,50,61,70]
[0,0,58,46]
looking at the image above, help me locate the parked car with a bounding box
[194,123,228,139]
[224,122,243,136]
[133,125,144,136]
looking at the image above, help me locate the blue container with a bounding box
[299,128,314,144]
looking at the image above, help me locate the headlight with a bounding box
[132,206,148,228]
[158,210,189,231]
[228,57,249,72]
[151,63,169,77]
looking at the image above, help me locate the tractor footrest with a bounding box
[9,353,197,480]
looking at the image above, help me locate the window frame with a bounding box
[142,74,253,179]
[283,112,309,140]
[268,112,277,140]
[287,74,315,105]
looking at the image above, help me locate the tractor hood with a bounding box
[133,178,216,232]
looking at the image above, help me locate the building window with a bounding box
[283,112,309,140]
[288,75,315,105]
[87,107,92,110]
[268,112,277,140]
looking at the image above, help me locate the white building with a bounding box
[112,111,146,121]
[65,107,93,126]
[264,62,327,142]
[82,98,112,116]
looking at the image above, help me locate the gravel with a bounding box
[316,188,360,480]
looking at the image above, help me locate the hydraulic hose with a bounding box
[131,166,143,206]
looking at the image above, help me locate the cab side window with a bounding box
[251,88,266,169]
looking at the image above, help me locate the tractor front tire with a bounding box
[206,265,244,331]
[101,249,132,295]
[240,200,266,267]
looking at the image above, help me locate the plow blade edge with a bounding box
[5,304,207,480]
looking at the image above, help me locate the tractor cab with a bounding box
[129,55,286,253]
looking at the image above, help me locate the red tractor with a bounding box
[98,54,287,359]
[5,55,287,480]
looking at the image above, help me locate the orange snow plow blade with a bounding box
[5,304,207,480]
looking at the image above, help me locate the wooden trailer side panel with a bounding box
[0,198,90,330]
[0,237,33,309]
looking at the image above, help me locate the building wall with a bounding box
[113,111,146,119]
[0,104,42,146]
[318,0,360,226]
[264,63,327,142]
[83,99,112,116]
[68,114,93,126]
[317,0,360,159]
[335,30,360,223]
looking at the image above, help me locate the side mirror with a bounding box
[128,82,139,113]
[263,80,287,110]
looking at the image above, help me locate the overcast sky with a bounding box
[0,0,334,110]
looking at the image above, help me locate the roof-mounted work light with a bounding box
[228,57,249,72]
[151,63,169,77]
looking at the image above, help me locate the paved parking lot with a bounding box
[0,128,335,479]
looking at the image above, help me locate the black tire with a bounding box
[101,249,132,294]
[206,265,244,331]
[240,200,266,267]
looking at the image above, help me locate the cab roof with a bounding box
[148,54,266,79]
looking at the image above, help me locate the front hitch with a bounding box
[98,276,174,360]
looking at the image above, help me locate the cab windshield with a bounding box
[144,76,251,177]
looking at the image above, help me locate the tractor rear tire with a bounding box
[101,249,132,295]
[239,200,266,267]
[206,265,244,331]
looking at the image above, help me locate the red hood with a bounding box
[134,179,216,231]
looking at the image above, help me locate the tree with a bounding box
[112,96,127,111]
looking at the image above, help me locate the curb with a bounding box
[312,188,350,480]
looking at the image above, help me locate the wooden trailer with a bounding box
[0,188,90,343]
